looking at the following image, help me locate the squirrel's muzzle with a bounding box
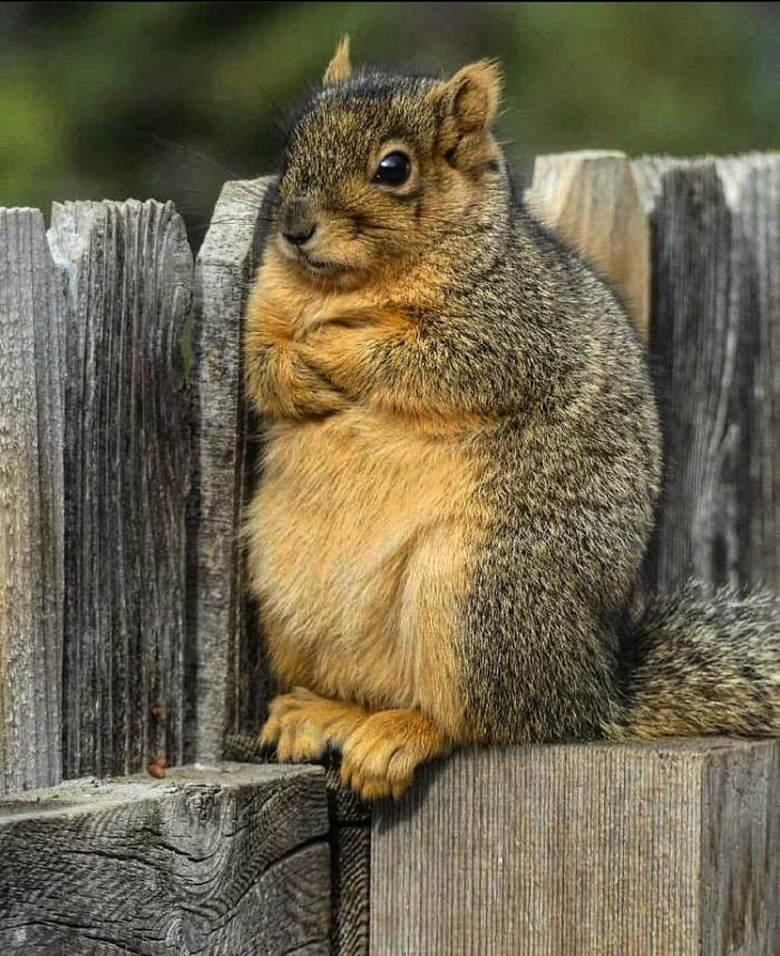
[279,198,318,248]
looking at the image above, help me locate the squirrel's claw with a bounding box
[260,689,329,762]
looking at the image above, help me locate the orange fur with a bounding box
[260,686,451,799]
[244,243,492,781]
[261,687,370,761]
[245,401,486,733]
[323,36,352,84]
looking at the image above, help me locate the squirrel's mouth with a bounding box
[296,250,348,276]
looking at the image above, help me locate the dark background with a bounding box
[2,2,778,247]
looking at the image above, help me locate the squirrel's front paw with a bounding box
[260,689,329,762]
[260,688,371,764]
[340,710,450,801]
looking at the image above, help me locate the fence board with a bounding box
[0,208,64,793]
[0,762,330,955]
[371,740,779,956]
[190,177,276,764]
[633,154,780,593]
[48,200,193,779]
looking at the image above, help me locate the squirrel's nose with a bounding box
[280,199,318,248]
[283,223,317,247]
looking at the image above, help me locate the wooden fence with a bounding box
[0,151,777,955]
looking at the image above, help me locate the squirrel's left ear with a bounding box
[323,36,352,84]
[436,59,502,134]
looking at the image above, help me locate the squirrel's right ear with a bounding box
[323,36,352,84]
[434,59,502,135]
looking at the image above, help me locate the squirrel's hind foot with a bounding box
[260,691,452,801]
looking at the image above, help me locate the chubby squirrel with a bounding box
[242,38,779,801]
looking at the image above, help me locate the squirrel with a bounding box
[242,37,779,802]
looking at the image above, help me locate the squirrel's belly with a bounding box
[245,410,484,726]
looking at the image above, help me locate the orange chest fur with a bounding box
[246,249,442,343]
[244,409,483,728]
[247,255,381,340]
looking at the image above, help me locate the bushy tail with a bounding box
[612,583,780,740]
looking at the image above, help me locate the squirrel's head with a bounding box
[273,37,504,288]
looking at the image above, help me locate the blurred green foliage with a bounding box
[1,1,778,247]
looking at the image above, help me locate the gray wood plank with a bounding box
[324,764,371,956]
[190,177,276,764]
[48,200,193,779]
[701,740,779,953]
[633,154,780,593]
[371,740,780,956]
[0,207,65,793]
[0,762,330,955]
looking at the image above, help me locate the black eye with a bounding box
[372,151,411,186]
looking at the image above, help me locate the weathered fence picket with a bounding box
[190,177,275,766]
[634,155,780,594]
[48,200,193,780]
[0,150,777,955]
[526,150,650,338]
[0,208,64,795]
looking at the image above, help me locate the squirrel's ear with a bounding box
[440,59,502,133]
[323,36,352,84]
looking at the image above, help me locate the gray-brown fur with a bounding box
[452,207,664,742]
[618,584,780,738]
[453,180,778,744]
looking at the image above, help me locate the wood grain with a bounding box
[701,740,779,953]
[224,736,372,956]
[48,200,193,779]
[332,824,371,956]
[191,177,277,760]
[371,740,780,955]
[527,150,650,339]
[633,154,780,593]
[0,208,64,793]
[190,178,277,765]
[0,762,330,955]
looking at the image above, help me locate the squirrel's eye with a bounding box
[373,151,411,186]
